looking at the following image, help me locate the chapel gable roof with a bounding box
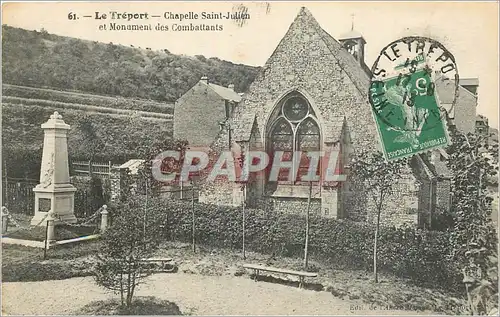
[201,81,242,103]
[411,151,452,180]
[300,8,370,95]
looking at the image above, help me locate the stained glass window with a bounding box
[297,118,320,181]
[270,118,293,150]
[267,94,321,184]
[270,118,293,181]
[283,97,309,121]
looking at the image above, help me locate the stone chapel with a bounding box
[173,7,479,228]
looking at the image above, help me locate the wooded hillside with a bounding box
[2,25,259,101]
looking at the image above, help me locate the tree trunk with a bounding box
[242,184,246,260]
[126,262,132,307]
[373,206,380,283]
[129,270,137,307]
[374,197,383,284]
[119,272,124,306]
[373,218,379,283]
[304,181,312,269]
[191,185,195,252]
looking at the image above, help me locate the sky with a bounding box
[2,1,499,128]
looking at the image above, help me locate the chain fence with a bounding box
[2,205,104,234]
[54,206,103,227]
[4,211,49,230]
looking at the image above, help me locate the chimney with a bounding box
[228,84,235,91]
[201,76,209,84]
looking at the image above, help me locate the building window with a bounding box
[267,93,321,183]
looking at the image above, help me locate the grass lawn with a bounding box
[3,212,99,241]
[152,242,468,314]
[5,224,99,241]
[2,241,100,282]
[76,297,183,315]
[2,240,469,314]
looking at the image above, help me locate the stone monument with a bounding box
[31,111,77,225]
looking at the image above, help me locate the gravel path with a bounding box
[2,273,437,315]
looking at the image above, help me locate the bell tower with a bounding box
[338,16,366,67]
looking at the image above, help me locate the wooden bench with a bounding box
[243,264,317,289]
[139,257,176,272]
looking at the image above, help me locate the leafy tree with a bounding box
[94,195,168,307]
[350,151,408,283]
[446,124,498,315]
[2,25,260,102]
[75,114,105,163]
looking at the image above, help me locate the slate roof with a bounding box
[118,159,145,175]
[413,154,435,179]
[338,29,366,43]
[435,77,477,104]
[459,78,479,86]
[201,81,242,103]
[419,152,453,179]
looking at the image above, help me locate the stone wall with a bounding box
[109,167,131,203]
[435,179,452,213]
[453,86,477,135]
[173,81,228,147]
[266,196,322,216]
[417,179,433,229]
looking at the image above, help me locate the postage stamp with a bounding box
[369,37,459,161]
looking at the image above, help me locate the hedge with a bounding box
[121,197,462,290]
[3,96,173,120]
[3,84,174,115]
[3,104,173,178]
[72,176,110,218]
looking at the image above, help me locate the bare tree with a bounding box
[350,151,407,283]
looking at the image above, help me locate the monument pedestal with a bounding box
[31,184,77,225]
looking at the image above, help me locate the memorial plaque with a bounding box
[38,198,51,212]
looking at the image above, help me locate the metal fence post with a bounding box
[88,160,92,177]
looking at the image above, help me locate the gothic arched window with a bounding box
[267,94,321,183]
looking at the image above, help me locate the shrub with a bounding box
[72,176,106,218]
[3,96,173,119]
[3,103,173,178]
[76,297,183,315]
[144,197,462,290]
[3,84,174,114]
[95,196,169,307]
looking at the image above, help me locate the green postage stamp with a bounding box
[368,37,459,161]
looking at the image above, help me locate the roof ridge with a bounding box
[281,7,370,97]
[458,83,478,100]
[297,10,370,98]
[201,81,242,102]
